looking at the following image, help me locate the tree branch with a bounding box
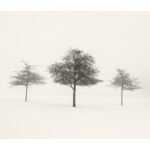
[66,84,74,89]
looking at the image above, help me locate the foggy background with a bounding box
[0,12,149,100]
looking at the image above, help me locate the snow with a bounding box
[0,95,150,138]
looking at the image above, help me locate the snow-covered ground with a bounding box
[0,95,150,138]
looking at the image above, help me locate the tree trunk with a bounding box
[73,84,76,107]
[121,85,123,106]
[25,85,28,102]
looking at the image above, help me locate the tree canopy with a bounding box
[111,69,141,91]
[11,61,45,86]
[49,49,102,88]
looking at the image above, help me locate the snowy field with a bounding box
[0,95,150,138]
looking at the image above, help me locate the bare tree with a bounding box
[111,69,141,106]
[10,61,45,102]
[48,48,103,107]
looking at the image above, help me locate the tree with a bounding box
[10,61,45,102]
[111,69,141,106]
[48,48,103,107]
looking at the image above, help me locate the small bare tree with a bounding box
[48,49,103,107]
[10,61,45,102]
[111,69,141,106]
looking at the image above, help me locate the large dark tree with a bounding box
[48,49,103,107]
[10,61,45,102]
[111,69,141,106]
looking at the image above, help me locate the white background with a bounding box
[0,0,150,150]
[0,12,149,99]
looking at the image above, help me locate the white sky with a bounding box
[0,12,149,99]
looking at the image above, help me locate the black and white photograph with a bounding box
[0,0,150,149]
[0,11,149,139]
